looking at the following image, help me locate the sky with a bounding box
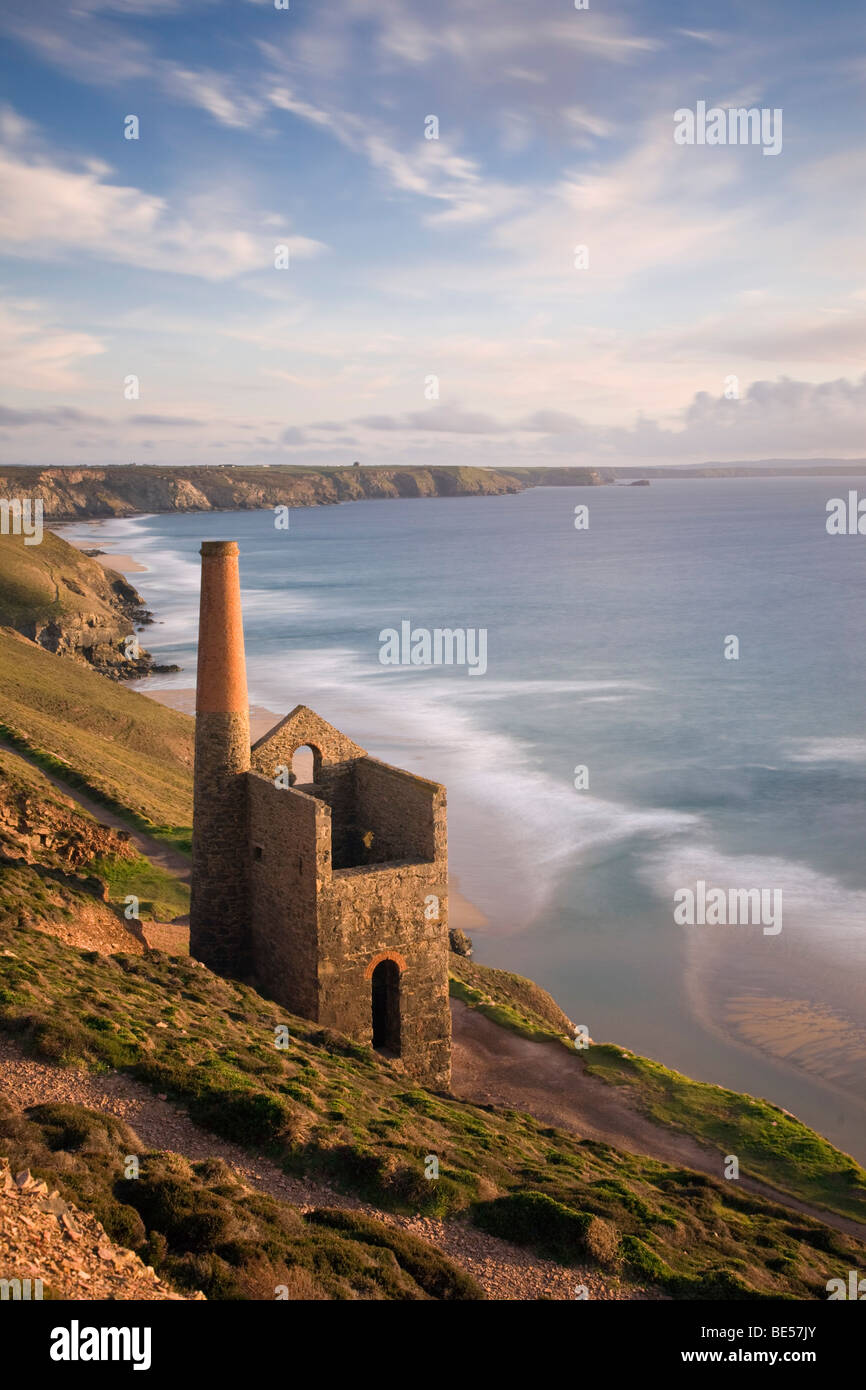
[0,0,864,469]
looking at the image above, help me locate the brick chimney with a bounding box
[190,541,251,975]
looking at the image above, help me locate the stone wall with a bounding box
[318,857,451,1091]
[190,710,250,976]
[247,772,322,1020]
[353,758,441,865]
[251,704,367,773]
[244,706,452,1090]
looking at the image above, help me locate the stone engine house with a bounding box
[190,541,452,1090]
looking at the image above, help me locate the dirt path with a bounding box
[451,1002,866,1242]
[0,1037,627,1301]
[0,738,190,882]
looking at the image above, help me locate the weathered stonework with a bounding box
[192,550,452,1091]
[191,710,250,974]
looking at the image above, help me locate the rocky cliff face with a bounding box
[0,463,605,521]
[0,529,173,680]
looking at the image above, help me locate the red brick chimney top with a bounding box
[196,541,248,714]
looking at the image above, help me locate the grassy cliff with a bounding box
[0,627,193,836]
[2,603,864,1298]
[0,747,186,951]
[0,463,605,522]
[0,529,163,678]
[450,957,866,1226]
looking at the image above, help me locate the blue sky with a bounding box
[0,0,864,467]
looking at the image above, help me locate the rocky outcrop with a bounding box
[0,529,177,680]
[0,748,146,953]
[0,753,137,875]
[0,1156,199,1300]
[0,463,606,522]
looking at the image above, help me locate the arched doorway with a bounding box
[371,958,401,1055]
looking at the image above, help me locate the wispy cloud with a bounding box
[0,0,862,465]
[0,107,325,280]
[0,301,105,391]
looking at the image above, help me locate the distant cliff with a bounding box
[0,464,606,521]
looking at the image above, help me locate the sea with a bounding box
[59,477,866,1160]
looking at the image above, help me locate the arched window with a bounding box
[371,958,401,1055]
[290,744,322,785]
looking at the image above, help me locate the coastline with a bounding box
[55,509,866,1163]
[90,552,148,574]
[60,528,148,574]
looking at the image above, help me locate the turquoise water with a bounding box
[61,478,866,1158]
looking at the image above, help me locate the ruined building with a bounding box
[190,541,452,1089]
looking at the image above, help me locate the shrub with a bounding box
[306,1209,484,1300]
[471,1191,615,1265]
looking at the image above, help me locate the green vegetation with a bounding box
[0,861,102,930]
[0,743,186,928]
[0,1099,482,1300]
[0,922,862,1299]
[0,627,193,838]
[0,529,123,629]
[474,1191,619,1267]
[582,1043,866,1226]
[88,853,189,923]
[453,955,866,1226]
[450,954,574,1043]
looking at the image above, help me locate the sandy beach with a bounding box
[60,531,149,574]
[92,552,148,574]
[145,686,280,743]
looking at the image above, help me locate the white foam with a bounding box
[644,837,866,957]
[786,737,866,765]
[250,642,698,931]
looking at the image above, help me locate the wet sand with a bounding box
[681,922,866,1162]
[93,552,148,574]
[60,532,149,574]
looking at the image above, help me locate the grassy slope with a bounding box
[1,924,863,1300]
[449,954,575,1042]
[0,1100,481,1301]
[2,636,861,1233]
[0,747,188,925]
[3,617,864,1283]
[0,627,193,837]
[451,957,866,1226]
[0,529,132,630]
